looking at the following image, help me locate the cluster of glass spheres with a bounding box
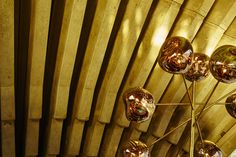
[122,36,236,157]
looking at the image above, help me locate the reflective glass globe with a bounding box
[209,45,236,83]
[225,94,236,119]
[185,53,210,82]
[195,140,222,157]
[123,87,155,123]
[123,140,149,157]
[158,36,193,74]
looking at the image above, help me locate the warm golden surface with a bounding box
[0,0,236,156]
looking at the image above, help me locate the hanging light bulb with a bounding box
[123,140,150,157]
[123,87,155,123]
[158,36,193,74]
[185,53,210,82]
[209,45,236,83]
[225,94,236,119]
[195,140,222,157]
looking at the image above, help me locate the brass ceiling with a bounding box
[0,0,236,156]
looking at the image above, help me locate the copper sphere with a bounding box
[158,36,193,74]
[123,87,155,123]
[185,53,210,82]
[195,140,222,157]
[225,94,236,119]
[123,140,150,157]
[209,45,236,83]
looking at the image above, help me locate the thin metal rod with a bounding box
[182,74,193,110]
[148,118,190,147]
[190,81,196,157]
[182,75,204,143]
[148,88,236,147]
[196,81,220,121]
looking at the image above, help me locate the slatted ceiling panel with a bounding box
[1,0,236,156]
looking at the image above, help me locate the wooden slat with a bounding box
[1,121,15,157]
[100,124,124,157]
[45,0,87,155]
[24,0,52,156]
[64,0,121,155]
[25,120,40,156]
[64,119,85,155]
[0,0,15,121]
[0,0,15,156]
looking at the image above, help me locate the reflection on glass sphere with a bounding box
[123,87,155,123]
[158,36,193,74]
[123,140,149,157]
[195,140,222,157]
[209,45,236,83]
[225,94,236,119]
[185,53,210,82]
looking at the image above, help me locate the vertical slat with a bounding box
[45,0,87,155]
[24,0,52,156]
[0,0,15,156]
[64,0,121,155]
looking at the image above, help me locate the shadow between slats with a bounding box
[39,0,65,156]
[14,0,31,156]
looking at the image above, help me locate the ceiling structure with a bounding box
[0,0,236,157]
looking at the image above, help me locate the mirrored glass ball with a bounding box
[195,140,222,157]
[185,53,210,82]
[158,36,193,74]
[123,87,155,123]
[123,140,150,157]
[225,94,236,119]
[209,45,236,83]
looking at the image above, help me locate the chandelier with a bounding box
[121,36,236,157]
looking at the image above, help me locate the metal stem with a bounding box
[182,75,204,143]
[148,88,236,147]
[190,81,196,157]
[196,81,220,121]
